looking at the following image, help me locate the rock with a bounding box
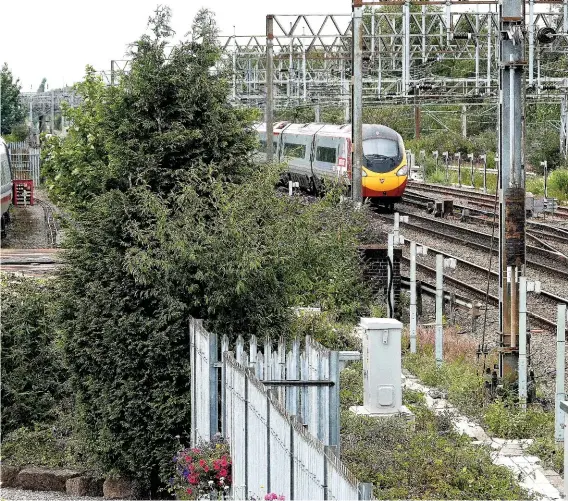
[103,477,140,499]
[66,476,104,497]
[18,467,83,491]
[0,464,21,487]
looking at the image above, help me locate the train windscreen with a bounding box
[363,138,400,173]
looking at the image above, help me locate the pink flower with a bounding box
[219,468,228,477]
[220,457,228,467]
[199,459,206,468]
[186,488,193,495]
[278,496,285,500]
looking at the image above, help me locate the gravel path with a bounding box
[1,203,48,249]
[0,488,105,501]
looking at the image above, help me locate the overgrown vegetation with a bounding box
[403,327,563,474]
[0,277,69,435]
[19,6,372,496]
[339,361,532,499]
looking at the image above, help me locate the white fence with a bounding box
[189,317,367,500]
[7,142,41,186]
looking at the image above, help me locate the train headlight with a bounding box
[361,170,367,177]
[396,165,409,177]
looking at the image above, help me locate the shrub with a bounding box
[483,399,553,439]
[0,277,69,435]
[169,437,232,500]
[340,404,530,499]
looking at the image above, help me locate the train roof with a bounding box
[253,122,401,141]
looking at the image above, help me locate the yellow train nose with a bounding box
[362,171,407,198]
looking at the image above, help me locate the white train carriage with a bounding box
[1,137,13,236]
[254,122,351,192]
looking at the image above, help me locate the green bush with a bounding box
[483,399,553,439]
[0,277,69,435]
[340,404,530,499]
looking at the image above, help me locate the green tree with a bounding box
[37,77,47,93]
[1,63,25,135]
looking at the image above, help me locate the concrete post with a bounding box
[480,154,487,193]
[388,233,395,318]
[556,304,566,442]
[519,276,527,411]
[410,241,417,354]
[436,254,444,367]
[561,401,568,495]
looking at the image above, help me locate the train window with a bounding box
[283,142,306,159]
[316,146,336,164]
[363,138,399,158]
[0,145,9,180]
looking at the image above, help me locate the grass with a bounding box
[424,164,568,204]
[402,326,563,473]
[339,358,533,499]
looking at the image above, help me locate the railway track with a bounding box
[400,257,556,330]
[0,248,60,277]
[399,242,564,329]
[387,211,568,276]
[35,198,58,247]
[404,189,568,251]
[407,181,568,219]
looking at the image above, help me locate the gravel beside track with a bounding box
[0,488,108,501]
[370,210,567,400]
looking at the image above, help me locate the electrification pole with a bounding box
[266,15,274,163]
[352,0,363,203]
[498,0,526,381]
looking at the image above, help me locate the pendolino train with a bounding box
[254,122,408,208]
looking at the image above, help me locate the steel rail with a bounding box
[400,242,567,306]
[401,257,557,330]
[380,213,568,278]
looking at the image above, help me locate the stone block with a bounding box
[0,464,21,487]
[67,476,104,497]
[103,477,140,499]
[18,467,83,492]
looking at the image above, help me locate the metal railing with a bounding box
[7,143,41,186]
[189,317,368,500]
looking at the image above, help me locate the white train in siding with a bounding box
[1,137,13,237]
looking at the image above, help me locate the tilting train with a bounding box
[1,137,13,237]
[254,122,408,208]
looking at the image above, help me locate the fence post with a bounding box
[266,389,274,493]
[358,482,373,500]
[410,241,417,353]
[244,374,249,499]
[328,351,340,451]
[323,445,337,501]
[209,328,219,439]
[556,304,566,442]
[221,334,229,437]
[436,254,444,367]
[290,417,295,500]
[189,318,196,447]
